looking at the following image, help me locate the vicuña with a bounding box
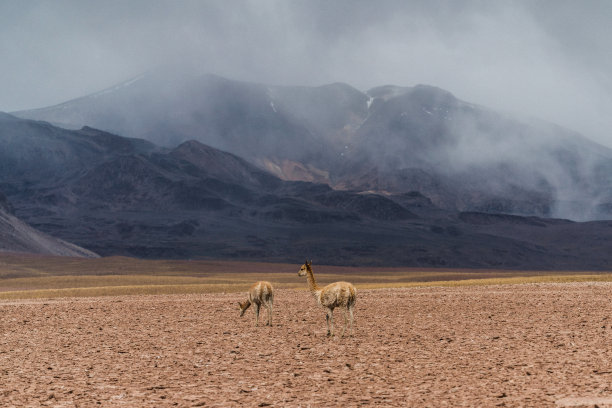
[298,260,356,337]
[238,281,274,326]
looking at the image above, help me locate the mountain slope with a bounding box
[0,192,98,258]
[3,114,612,268]
[0,112,158,184]
[13,74,327,169]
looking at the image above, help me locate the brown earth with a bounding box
[0,283,611,407]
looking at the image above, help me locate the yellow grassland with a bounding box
[1,252,611,299]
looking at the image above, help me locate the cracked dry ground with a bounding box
[1,283,611,407]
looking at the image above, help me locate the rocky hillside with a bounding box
[3,113,612,268]
[0,192,98,258]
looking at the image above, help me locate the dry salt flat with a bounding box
[0,283,611,407]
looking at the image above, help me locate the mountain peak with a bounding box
[412,84,456,99]
[366,85,411,100]
[171,139,235,162]
[366,84,457,104]
[409,84,457,106]
[174,139,211,152]
[77,126,158,154]
[170,139,275,186]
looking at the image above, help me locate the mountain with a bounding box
[340,84,612,220]
[12,73,332,172]
[0,114,422,262]
[14,73,612,221]
[11,72,369,186]
[4,113,612,268]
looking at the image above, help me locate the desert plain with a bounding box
[0,256,611,407]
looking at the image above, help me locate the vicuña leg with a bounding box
[266,301,273,326]
[341,308,349,337]
[255,303,261,326]
[326,308,335,336]
[349,306,354,336]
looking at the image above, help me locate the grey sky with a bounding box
[1,0,611,146]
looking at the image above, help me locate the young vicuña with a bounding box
[238,281,274,326]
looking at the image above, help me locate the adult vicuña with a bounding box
[298,260,356,337]
[238,281,274,326]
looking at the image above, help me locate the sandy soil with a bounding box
[0,282,611,407]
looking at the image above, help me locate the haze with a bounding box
[1,0,611,147]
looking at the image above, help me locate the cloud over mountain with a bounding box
[14,74,612,221]
[2,1,611,148]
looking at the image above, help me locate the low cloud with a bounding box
[1,0,611,146]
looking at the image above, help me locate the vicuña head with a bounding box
[238,281,274,326]
[238,300,251,317]
[298,260,312,277]
[298,260,356,337]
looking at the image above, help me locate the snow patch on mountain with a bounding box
[91,74,147,99]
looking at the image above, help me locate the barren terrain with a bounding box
[1,282,611,407]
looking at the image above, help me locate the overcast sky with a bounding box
[1,0,611,146]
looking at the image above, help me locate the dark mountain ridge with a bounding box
[3,113,612,268]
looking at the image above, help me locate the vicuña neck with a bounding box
[306,266,320,293]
